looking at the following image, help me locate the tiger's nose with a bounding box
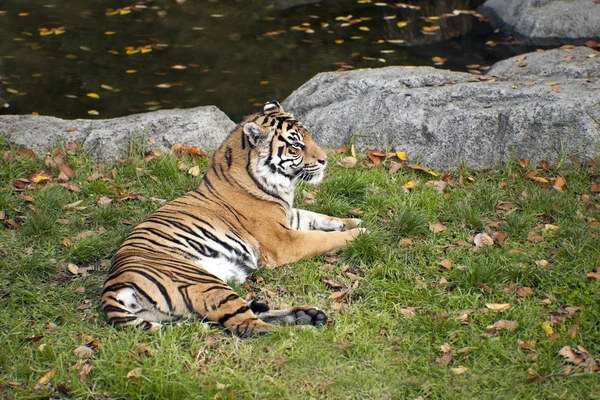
[317,157,327,165]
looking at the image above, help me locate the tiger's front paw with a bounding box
[291,307,328,326]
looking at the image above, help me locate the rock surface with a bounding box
[0,106,235,163]
[479,0,600,46]
[487,46,599,79]
[283,47,600,169]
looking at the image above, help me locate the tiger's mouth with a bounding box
[298,165,325,184]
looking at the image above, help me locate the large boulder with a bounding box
[0,106,235,163]
[487,46,599,79]
[478,0,600,47]
[283,47,600,169]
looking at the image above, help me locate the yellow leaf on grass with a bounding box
[402,181,415,190]
[527,173,549,183]
[407,163,438,176]
[540,321,554,337]
[39,367,57,385]
[31,174,49,183]
[396,151,408,161]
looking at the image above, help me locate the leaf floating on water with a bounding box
[86,93,99,99]
[87,110,99,116]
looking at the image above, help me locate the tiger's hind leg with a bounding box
[184,284,277,337]
[247,300,328,326]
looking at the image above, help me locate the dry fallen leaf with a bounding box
[73,345,94,358]
[127,367,143,381]
[553,176,566,191]
[449,367,468,375]
[492,231,507,245]
[474,233,494,248]
[67,263,80,275]
[398,307,419,318]
[485,303,511,312]
[79,362,93,381]
[516,287,534,297]
[367,150,386,166]
[329,291,347,301]
[527,235,544,243]
[408,163,438,176]
[429,222,447,234]
[187,165,201,176]
[440,259,452,270]
[526,173,549,183]
[586,268,600,280]
[485,320,519,332]
[436,351,453,366]
[338,156,357,168]
[39,367,57,385]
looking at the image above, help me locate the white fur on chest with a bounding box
[194,256,254,284]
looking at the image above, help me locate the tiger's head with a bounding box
[243,101,327,188]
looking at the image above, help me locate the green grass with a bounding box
[1,143,599,399]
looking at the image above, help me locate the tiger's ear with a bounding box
[263,100,284,115]
[243,122,271,147]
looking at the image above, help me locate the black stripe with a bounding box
[218,293,239,307]
[103,305,131,315]
[225,146,233,169]
[110,316,139,325]
[218,305,250,325]
[107,270,172,311]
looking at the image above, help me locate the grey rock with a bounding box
[283,48,600,169]
[479,0,600,46]
[487,46,600,79]
[0,106,235,163]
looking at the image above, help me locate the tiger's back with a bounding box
[102,101,363,335]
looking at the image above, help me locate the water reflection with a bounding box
[0,0,524,120]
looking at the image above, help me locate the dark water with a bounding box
[0,0,526,121]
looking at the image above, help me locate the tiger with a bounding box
[102,101,364,336]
